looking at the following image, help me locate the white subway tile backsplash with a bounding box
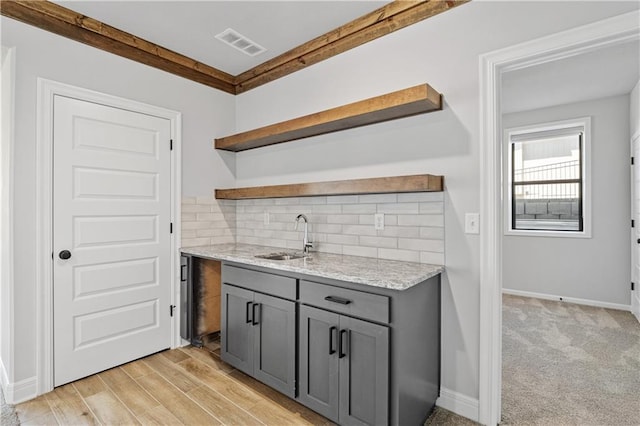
[196,213,225,221]
[343,204,377,214]
[275,198,300,205]
[182,221,213,230]
[181,195,236,248]
[419,202,444,214]
[300,197,327,205]
[359,194,397,203]
[378,226,420,238]
[398,214,444,227]
[397,192,443,203]
[183,192,445,265]
[327,214,360,224]
[181,204,211,213]
[327,195,359,204]
[359,214,374,225]
[342,224,377,236]
[398,238,444,253]
[378,248,420,262]
[315,242,343,254]
[421,251,445,265]
[312,223,343,234]
[420,227,445,239]
[343,245,378,258]
[181,213,197,222]
[377,203,420,214]
[359,236,397,249]
[182,229,197,239]
[312,204,342,214]
[327,234,359,245]
[195,195,216,205]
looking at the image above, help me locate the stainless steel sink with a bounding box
[255,252,307,261]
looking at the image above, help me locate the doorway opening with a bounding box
[478,10,640,425]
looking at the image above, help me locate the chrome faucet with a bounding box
[294,214,313,254]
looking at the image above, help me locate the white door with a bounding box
[53,95,172,386]
[633,134,640,322]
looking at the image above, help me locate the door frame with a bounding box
[478,10,639,425]
[36,78,182,395]
[632,129,640,322]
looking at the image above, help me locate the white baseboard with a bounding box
[0,357,8,395]
[436,387,479,423]
[503,288,631,311]
[632,293,640,323]
[2,373,37,405]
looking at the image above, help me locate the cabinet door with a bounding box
[298,305,340,422]
[221,284,254,375]
[339,316,389,426]
[252,292,296,398]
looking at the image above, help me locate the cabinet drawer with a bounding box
[300,280,389,324]
[223,265,296,300]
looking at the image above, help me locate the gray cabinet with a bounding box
[299,304,389,426]
[221,283,295,397]
[218,262,441,426]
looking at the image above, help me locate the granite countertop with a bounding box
[181,243,443,291]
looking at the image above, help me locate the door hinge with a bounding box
[170,222,173,233]
[632,282,635,291]
[633,220,635,228]
[632,157,635,165]
[170,305,176,317]
[170,139,173,151]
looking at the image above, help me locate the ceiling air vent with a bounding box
[215,28,266,57]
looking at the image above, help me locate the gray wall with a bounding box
[0,17,235,385]
[632,80,640,138]
[503,95,631,305]
[233,1,638,401]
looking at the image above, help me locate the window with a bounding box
[505,118,591,237]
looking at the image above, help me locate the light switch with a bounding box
[374,213,385,230]
[465,213,480,234]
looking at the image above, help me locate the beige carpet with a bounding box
[502,294,640,425]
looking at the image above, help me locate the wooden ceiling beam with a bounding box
[1,1,469,95]
[235,0,469,93]
[0,1,237,94]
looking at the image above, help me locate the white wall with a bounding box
[503,95,631,306]
[0,45,16,389]
[234,2,639,403]
[0,17,235,392]
[632,80,640,138]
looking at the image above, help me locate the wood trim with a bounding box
[1,1,468,95]
[235,0,469,93]
[215,174,443,200]
[215,84,442,152]
[0,1,236,94]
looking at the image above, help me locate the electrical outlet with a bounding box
[374,213,385,230]
[465,213,479,234]
[263,212,270,225]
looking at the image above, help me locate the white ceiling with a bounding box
[502,40,640,114]
[55,1,390,75]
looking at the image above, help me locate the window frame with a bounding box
[503,117,592,238]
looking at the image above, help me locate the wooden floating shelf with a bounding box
[215,83,442,152]
[215,174,443,200]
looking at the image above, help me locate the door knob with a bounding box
[59,250,72,260]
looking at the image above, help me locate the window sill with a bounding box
[504,229,592,239]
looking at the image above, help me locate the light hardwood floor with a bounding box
[15,343,333,425]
